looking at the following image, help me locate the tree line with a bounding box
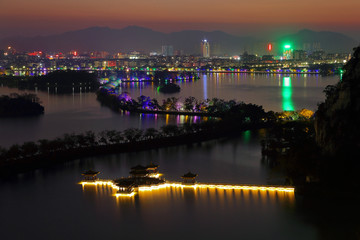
[0,120,253,164]
[97,88,268,122]
[0,93,44,117]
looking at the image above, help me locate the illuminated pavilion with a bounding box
[129,165,149,178]
[181,172,198,184]
[114,163,165,194]
[146,162,159,173]
[81,170,100,181]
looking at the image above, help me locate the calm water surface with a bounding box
[0,132,317,240]
[1,73,353,240]
[0,73,338,147]
[117,73,337,112]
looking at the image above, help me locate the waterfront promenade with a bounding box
[80,179,295,197]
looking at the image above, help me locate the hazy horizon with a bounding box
[2,0,360,40]
[0,24,359,42]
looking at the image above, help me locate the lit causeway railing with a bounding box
[80,179,295,198]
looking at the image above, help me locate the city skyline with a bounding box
[1,0,360,40]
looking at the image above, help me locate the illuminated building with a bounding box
[146,162,161,178]
[174,50,184,56]
[242,51,258,62]
[129,163,162,179]
[4,46,16,56]
[114,52,125,59]
[262,55,274,61]
[129,165,150,178]
[293,50,307,61]
[283,44,293,60]
[90,51,110,59]
[309,50,325,60]
[80,164,295,198]
[201,39,210,58]
[116,164,165,194]
[82,170,100,181]
[181,172,198,184]
[80,180,295,198]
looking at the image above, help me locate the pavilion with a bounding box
[181,172,198,184]
[81,170,100,181]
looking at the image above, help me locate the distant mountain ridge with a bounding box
[0,26,357,55]
[278,29,358,53]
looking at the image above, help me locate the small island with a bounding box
[0,70,100,94]
[0,93,44,117]
[158,83,181,93]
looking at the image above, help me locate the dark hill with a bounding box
[0,26,356,54]
[278,29,357,53]
[315,46,360,156]
[0,26,259,55]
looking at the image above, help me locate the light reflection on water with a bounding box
[0,73,338,147]
[79,184,298,239]
[282,76,295,111]
[2,130,358,240]
[0,73,339,147]
[0,73,354,239]
[81,184,295,209]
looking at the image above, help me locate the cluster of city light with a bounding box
[9,64,340,77]
[80,180,295,198]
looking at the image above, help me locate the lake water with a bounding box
[1,73,354,240]
[0,73,338,147]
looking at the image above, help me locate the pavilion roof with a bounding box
[114,178,136,187]
[130,165,148,170]
[130,169,148,175]
[82,170,100,175]
[181,172,198,178]
[146,162,159,169]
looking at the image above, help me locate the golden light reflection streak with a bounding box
[80,180,295,198]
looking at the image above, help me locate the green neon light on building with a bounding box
[242,130,251,143]
[282,77,294,111]
[339,69,344,81]
[284,44,291,49]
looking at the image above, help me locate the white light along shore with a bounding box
[80,179,295,198]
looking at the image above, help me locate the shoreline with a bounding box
[0,124,265,178]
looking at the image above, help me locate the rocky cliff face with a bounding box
[315,46,360,157]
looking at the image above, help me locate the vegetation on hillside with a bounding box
[263,46,360,195]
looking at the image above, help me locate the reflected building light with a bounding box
[80,180,295,199]
[242,130,251,143]
[282,77,295,111]
[203,74,208,100]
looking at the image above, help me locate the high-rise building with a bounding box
[293,50,307,61]
[201,39,210,58]
[162,45,174,56]
[283,44,293,60]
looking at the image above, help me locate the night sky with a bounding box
[1,0,359,38]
